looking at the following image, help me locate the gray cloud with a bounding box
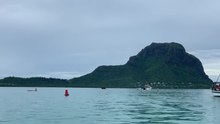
[0,0,220,79]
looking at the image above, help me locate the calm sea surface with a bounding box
[0,88,219,124]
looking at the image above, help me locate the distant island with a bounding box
[0,77,68,87]
[0,42,213,88]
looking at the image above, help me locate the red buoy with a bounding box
[65,89,69,96]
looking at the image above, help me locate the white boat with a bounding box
[136,82,152,90]
[212,83,220,97]
[142,84,152,90]
[212,74,220,97]
[27,88,37,92]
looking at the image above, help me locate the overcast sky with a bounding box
[0,0,220,81]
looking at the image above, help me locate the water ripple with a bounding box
[0,88,219,124]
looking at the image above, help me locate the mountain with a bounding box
[69,42,212,88]
[0,42,213,88]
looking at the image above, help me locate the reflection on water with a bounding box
[0,88,219,124]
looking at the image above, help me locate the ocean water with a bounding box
[0,88,219,124]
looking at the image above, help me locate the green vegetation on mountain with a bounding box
[69,42,212,88]
[0,77,68,87]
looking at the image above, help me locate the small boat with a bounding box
[212,83,220,97]
[137,82,152,90]
[101,87,106,89]
[212,74,220,97]
[27,88,37,92]
[142,84,152,90]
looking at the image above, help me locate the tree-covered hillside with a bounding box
[69,42,212,88]
[0,77,68,87]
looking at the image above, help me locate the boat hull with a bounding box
[139,87,152,91]
[212,90,220,97]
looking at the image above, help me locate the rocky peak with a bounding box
[127,42,187,65]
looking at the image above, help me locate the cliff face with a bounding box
[70,42,212,88]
